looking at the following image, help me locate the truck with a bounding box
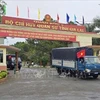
[51,46,100,79]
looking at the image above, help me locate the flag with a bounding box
[57,14,59,22]
[66,13,70,23]
[82,16,84,25]
[17,6,19,16]
[28,7,29,18]
[38,8,40,19]
[77,49,85,58]
[74,15,77,23]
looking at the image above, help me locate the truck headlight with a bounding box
[85,69,91,72]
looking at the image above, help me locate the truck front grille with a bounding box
[91,69,100,73]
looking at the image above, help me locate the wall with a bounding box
[76,36,92,46]
[0,48,7,71]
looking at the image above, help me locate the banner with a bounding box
[2,16,86,33]
[0,28,76,42]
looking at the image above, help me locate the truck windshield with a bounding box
[84,57,100,64]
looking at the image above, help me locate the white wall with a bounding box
[76,36,92,46]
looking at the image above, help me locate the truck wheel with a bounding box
[56,68,62,75]
[93,75,98,79]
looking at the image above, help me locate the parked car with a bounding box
[6,54,22,70]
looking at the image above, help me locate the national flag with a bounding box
[82,16,84,25]
[77,49,85,58]
[38,8,40,19]
[17,6,19,16]
[66,13,70,23]
[57,14,59,22]
[28,7,29,18]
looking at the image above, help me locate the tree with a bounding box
[25,39,68,65]
[93,16,100,28]
[92,17,100,45]
[0,0,6,15]
[84,16,100,45]
[0,0,6,22]
[85,23,95,32]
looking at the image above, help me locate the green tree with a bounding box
[92,17,100,45]
[0,0,6,15]
[93,16,100,28]
[8,42,30,61]
[85,23,95,32]
[84,16,100,45]
[26,39,68,65]
[0,0,7,22]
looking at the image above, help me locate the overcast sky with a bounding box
[4,0,100,45]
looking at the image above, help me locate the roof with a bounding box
[87,45,100,50]
[0,45,21,52]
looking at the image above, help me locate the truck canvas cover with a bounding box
[52,46,93,61]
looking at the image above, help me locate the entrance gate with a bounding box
[0,14,98,46]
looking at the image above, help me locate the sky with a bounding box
[3,0,100,45]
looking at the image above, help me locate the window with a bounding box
[0,50,3,63]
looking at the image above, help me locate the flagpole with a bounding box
[28,7,29,18]
[16,6,19,17]
[38,8,40,20]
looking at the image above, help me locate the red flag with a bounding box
[77,49,85,58]
[17,6,19,16]
[57,14,59,22]
[28,7,29,18]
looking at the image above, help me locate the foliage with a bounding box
[68,21,76,25]
[0,0,6,15]
[10,39,68,66]
[8,42,30,61]
[92,38,100,45]
[93,16,100,28]
[26,39,68,65]
[85,23,95,32]
[84,16,100,45]
[0,71,7,79]
[41,56,48,67]
[0,0,6,22]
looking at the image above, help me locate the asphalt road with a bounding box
[0,67,100,100]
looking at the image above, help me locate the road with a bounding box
[0,67,100,100]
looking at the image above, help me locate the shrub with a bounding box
[41,56,48,67]
[0,71,7,79]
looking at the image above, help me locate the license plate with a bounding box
[94,72,98,74]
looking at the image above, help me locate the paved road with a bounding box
[0,67,100,100]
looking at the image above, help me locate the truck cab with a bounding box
[78,56,100,78]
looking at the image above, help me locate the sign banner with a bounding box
[0,28,76,42]
[2,16,86,33]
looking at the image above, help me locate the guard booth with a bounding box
[0,45,20,71]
